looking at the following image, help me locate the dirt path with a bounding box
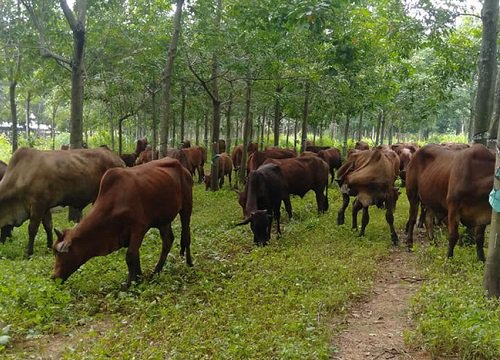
[332,247,431,360]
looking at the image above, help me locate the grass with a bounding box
[0,183,401,359]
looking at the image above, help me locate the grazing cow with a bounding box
[181,146,205,182]
[0,147,125,256]
[52,158,193,288]
[336,148,400,245]
[318,147,342,184]
[406,144,493,261]
[354,141,370,150]
[231,143,258,174]
[204,153,233,190]
[236,164,292,245]
[120,138,148,167]
[247,148,297,174]
[263,156,329,213]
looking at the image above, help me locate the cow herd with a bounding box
[0,139,494,289]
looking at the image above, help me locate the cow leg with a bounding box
[42,212,53,249]
[0,225,13,244]
[154,223,175,274]
[219,175,224,189]
[424,210,435,244]
[228,171,232,187]
[199,165,205,183]
[274,206,282,237]
[180,209,193,267]
[406,200,419,252]
[315,189,325,214]
[446,208,459,259]
[360,206,370,237]
[417,205,426,228]
[125,233,144,289]
[27,207,44,257]
[284,197,293,219]
[386,206,399,246]
[475,225,486,262]
[352,199,362,230]
[337,193,350,225]
[330,168,335,184]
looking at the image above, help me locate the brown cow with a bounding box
[135,145,158,165]
[0,160,13,242]
[180,140,191,148]
[397,148,412,186]
[441,142,470,150]
[231,143,258,173]
[247,148,297,174]
[354,141,370,150]
[181,146,205,183]
[305,145,331,153]
[204,153,233,190]
[318,147,342,184]
[263,156,329,213]
[165,148,190,171]
[300,151,319,158]
[336,148,400,245]
[52,158,193,288]
[236,164,292,245]
[0,147,125,256]
[406,144,493,261]
[120,138,148,167]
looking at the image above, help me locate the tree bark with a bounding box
[375,110,382,145]
[151,87,158,159]
[260,110,265,150]
[489,66,500,139]
[195,117,200,145]
[357,110,363,142]
[239,80,251,184]
[380,110,386,145]
[159,0,184,156]
[343,113,350,157]
[225,85,233,153]
[9,80,19,153]
[473,0,499,145]
[180,84,186,143]
[25,90,31,143]
[294,118,298,152]
[273,82,282,146]
[300,81,310,154]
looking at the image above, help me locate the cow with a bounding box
[391,143,419,154]
[397,148,412,186]
[52,158,193,289]
[406,144,494,261]
[231,143,258,174]
[336,148,400,245]
[217,139,226,153]
[120,138,148,167]
[305,145,331,153]
[165,148,190,171]
[204,153,233,190]
[135,145,158,165]
[441,142,470,150]
[354,141,370,150]
[236,164,292,245]
[181,146,206,183]
[0,160,13,242]
[318,147,342,184]
[180,140,191,148]
[0,147,125,256]
[247,148,297,174]
[300,151,319,157]
[263,156,329,213]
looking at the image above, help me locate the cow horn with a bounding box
[55,241,70,253]
[54,228,64,240]
[236,217,252,226]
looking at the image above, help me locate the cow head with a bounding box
[236,210,272,246]
[52,228,84,282]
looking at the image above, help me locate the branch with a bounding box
[59,0,78,31]
[455,12,482,20]
[187,59,217,102]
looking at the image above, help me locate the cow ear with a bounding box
[55,241,70,253]
[236,217,252,226]
[54,228,64,241]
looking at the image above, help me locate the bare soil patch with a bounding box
[332,246,436,360]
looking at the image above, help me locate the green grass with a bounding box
[0,184,402,359]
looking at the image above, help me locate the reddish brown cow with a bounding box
[204,153,233,190]
[300,151,319,157]
[181,146,205,183]
[441,142,470,150]
[305,145,331,153]
[135,145,158,165]
[355,141,370,150]
[0,160,13,242]
[120,138,148,167]
[263,156,329,213]
[0,147,125,256]
[231,143,258,173]
[247,148,297,174]
[406,144,493,261]
[318,147,342,184]
[336,148,400,244]
[180,140,191,148]
[165,148,190,171]
[52,158,193,288]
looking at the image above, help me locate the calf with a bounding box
[0,147,125,256]
[318,147,342,184]
[263,156,329,213]
[52,158,193,288]
[204,153,233,190]
[337,149,400,245]
[236,164,292,245]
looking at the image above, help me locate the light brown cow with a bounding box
[52,158,193,288]
[318,147,342,184]
[0,147,125,256]
[181,146,206,183]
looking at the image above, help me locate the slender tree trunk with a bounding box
[69,16,85,150]
[239,80,252,184]
[380,110,386,145]
[204,112,209,149]
[267,115,271,146]
[260,110,265,150]
[294,118,298,152]
[171,112,176,147]
[375,110,382,145]
[151,88,158,159]
[489,66,500,139]
[235,117,239,146]
[473,0,498,145]
[226,86,233,153]
[357,110,363,141]
[273,82,282,146]
[51,103,59,150]
[195,117,200,145]
[9,80,18,153]
[159,0,184,156]
[343,113,350,157]
[300,81,310,154]
[285,119,290,148]
[180,84,186,143]
[25,90,31,143]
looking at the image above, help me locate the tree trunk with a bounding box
[380,110,386,145]
[300,81,310,154]
[294,118,298,152]
[239,80,252,184]
[357,110,363,141]
[204,112,209,149]
[180,84,186,144]
[171,112,176,147]
[195,117,200,145]
[273,82,282,146]
[473,0,499,145]
[51,102,59,150]
[285,119,290,148]
[343,113,350,157]
[159,0,184,156]
[69,15,85,150]
[375,110,382,145]
[151,88,158,159]
[489,65,500,139]
[267,115,271,146]
[225,86,233,153]
[235,117,239,146]
[260,110,265,150]
[9,80,18,153]
[25,90,31,143]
